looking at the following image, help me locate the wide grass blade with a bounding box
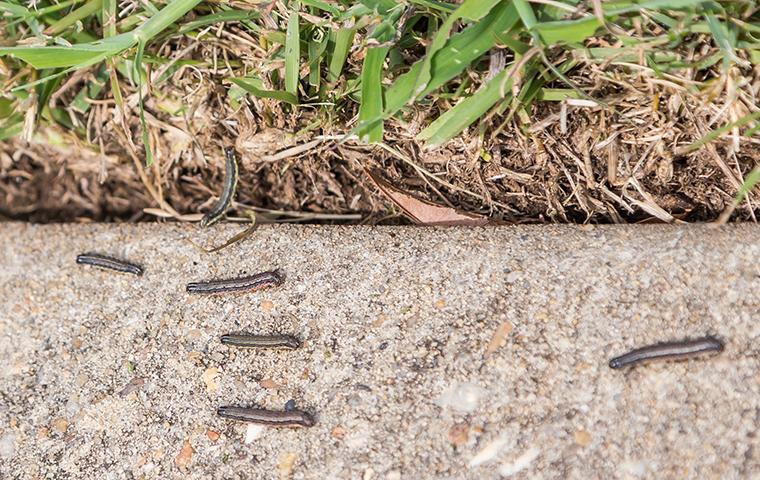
[327,27,355,84]
[416,69,513,147]
[385,2,519,118]
[411,0,501,98]
[0,0,203,69]
[285,5,301,97]
[358,46,390,143]
[230,77,299,105]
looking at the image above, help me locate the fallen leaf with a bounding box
[485,321,513,357]
[367,170,490,226]
[245,424,265,444]
[119,377,145,397]
[202,367,219,392]
[174,439,193,469]
[278,452,297,480]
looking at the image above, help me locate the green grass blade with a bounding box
[734,166,760,205]
[512,0,537,31]
[308,29,328,89]
[357,46,390,143]
[46,0,103,36]
[407,0,456,13]
[103,0,117,38]
[179,10,259,33]
[705,12,737,67]
[134,40,153,166]
[680,110,760,153]
[327,27,355,83]
[411,0,501,98]
[385,2,519,115]
[71,66,108,113]
[301,0,341,15]
[0,0,203,69]
[285,5,301,96]
[0,116,24,141]
[535,17,601,44]
[416,68,513,147]
[229,77,299,105]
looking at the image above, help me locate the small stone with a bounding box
[71,338,82,349]
[330,426,346,439]
[174,439,193,469]
[278,452,297,479]
[52,418,69,433]
[206,430,220,441]
[119,377,145,397]
[448,423,469,446]
[363,468,375,480]
[499,447,540,476]
[469,435,510,468]
[373,314,388,327]
[574,430,591,446]
[76,374,89,387]
[0,433,16,458]
[485,321,513,357]
[202,367,219,392]
[245,424,264,444]
[434,299,446,309]
[187,328,201,340]
[260,300,274,312]
[186,351,202,363]
[436,382,486,413]
[385,470,401,480]
[37,427,49,439]
[259,378,280,390]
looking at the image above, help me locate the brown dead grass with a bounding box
[1,26,759,224]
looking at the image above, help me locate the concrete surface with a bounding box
[0,223,758,480]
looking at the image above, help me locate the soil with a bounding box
[1,36,758,224]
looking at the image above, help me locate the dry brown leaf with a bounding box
[367,170,490,226]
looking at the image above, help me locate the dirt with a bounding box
[1,38,758,224]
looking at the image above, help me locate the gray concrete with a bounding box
[0,223,758,480]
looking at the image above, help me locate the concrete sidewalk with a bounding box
[0,223,758,479]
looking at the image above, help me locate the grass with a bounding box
[0,0,758,220]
